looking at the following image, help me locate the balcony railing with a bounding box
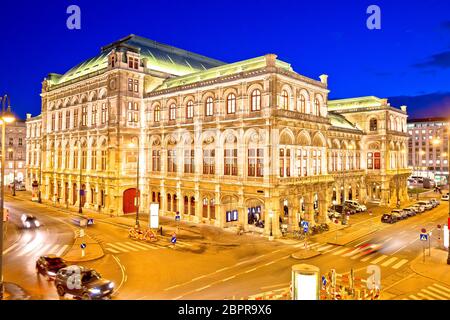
[271,109,330,124]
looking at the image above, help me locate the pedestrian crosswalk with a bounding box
[402,283,450,300]
[290,241,410,271]
[104,239,194,254]
[3,241,69,258]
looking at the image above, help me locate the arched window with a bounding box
[251,89,261,111]
[314,98,320,116]
[370,118,377,131]
[154,106,160,122]
[299,94,306,113]
[169,104,176,120]
[281,90,289,110]
[227,94,236,114]
[186,101,194,119]
[205,97,214,116]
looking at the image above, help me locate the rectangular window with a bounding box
[128,57,139,69]
[152,150,161,172]
[128,78,133,91]
[367,152,373,170]
[184,149,195,173]
[58,112,62,131]
[73,150,78,169]
[248,148,264,177]
[66,111,70,129]
[74,109,78,128]
[9,138,13,146]
[18,138,23,146]
[374,152,381,169]
[167,149,177,173]
[65,151,69,169]
[92,105,97,126]
[203,149,215,175]
[101,103,108,124]
[224,149,237,176]
[82,106,87,126]
[101,150,107,170]
[81,150,87,170]
[91,150,97,170]
[51,114,55,130]
[134,80,139,93]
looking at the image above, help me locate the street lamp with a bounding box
[0,94,15,300]
[129,137,140,228]
[268,210,274,241]
[8,148,15,196]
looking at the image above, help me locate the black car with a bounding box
[381,213,397,224]
[21,214,41,229]
[55,266,114,300]
[36,255,67,280]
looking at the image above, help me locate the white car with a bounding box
[442,193,449,201]
[344,200,367,212]
[412,204,425,213]
[417,201,433,210]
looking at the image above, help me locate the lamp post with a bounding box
[0,94,15,300]
[130,137,140,228]
[268,210,273,241]
[8,148,15,196]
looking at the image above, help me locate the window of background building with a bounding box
[186,101,194,119]
[101,150,107,170]
[184,149,194,173]
[203,149,215,174]
[51,114,55,130]
[152,150,161,172]
[169,104,176,120]
[92,104,97,126]
[281,90,289,110]
[224,148,237,176]
[66,111,70,129]
[299,95,306,113]
[74,109,79,128]
[134,80,139,93]
[227,94,236,114]
[154,106,160,122]
[248,148,263,177]
[101,103,108,124]
[167,149,177,172]
[82,106,87,126]
[58,112,62,131]
[251,90,261,111]
[128,78,133,91]
[370,118,378,131]
[205,97,214,116]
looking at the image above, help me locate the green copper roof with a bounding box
[155,56,293,91]
[328,112,360,130]
[48,35,225,86]
[328,96,387,110]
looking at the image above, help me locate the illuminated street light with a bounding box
[0,94,15,300]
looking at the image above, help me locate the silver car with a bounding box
[412,204,425,213]
[391,209,408,220]
[417,201,433,210]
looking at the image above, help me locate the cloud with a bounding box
[388,92,450,119]
[413,51,450,69]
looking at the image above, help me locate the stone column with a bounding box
[264,193,282,237]
[304,191,315,226]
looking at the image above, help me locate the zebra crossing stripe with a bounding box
[316,244,333,251]
[381,257,398,267]
[106,243,130,252]
[105,247,121,254]
[125,241,156,250]
[391,259,408,269]
[370,255,388,264]
[3,242,20,255]
[56,245,69,257]
[417,293,430,300]
[427,286,450,299]
[322,246,340,254]
[432,283,450,294]
[343,248,363,257]
[116,242,141,252]
[360,255,373,262]
[48,244,61,254]
[420,289,445,300]
[333,248,350,256]
[129,241,158,250]
[31,244,53,257]
[351,251,369,260]
[409,294,421,300]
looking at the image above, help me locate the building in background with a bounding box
[2,119,26,186]
[25,35,411,236]
[407,117,449,185]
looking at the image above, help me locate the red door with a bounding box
[123,188,137,214]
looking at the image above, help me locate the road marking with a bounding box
[354,240,369,247]
[164,284,180,291]
[383,237,393,243]
[33,243,53,256]
[191,275,206,282]
[343,248,363,257]
[427,286,450,299]
[48,244,61,254]
[107,243,131,252]
[351,250,369,260]
[322,246,340,254]
[391,259,408,269]
[271,249,281,254]
[173,295,184,300]
[222,276,236,282]
[409,294,421,300]
[420,289,445,300]
[381,257,398,267]
[360,255,373,262]
[264,261,275,266]
[316,244,333,251]
[111,255,126,297]
[245,267,258,273]
[106,247,121,254]
[56,245,68,256]
[125,241,157,250]
[370,255,388,264]
[216,267,230,273]
[432,283,450,294]
[195,285,211,292]
[3,242,20,255]
[333,248,350,256]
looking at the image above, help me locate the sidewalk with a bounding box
[410,247,450,287]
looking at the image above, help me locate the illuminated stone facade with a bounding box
[26,35,410,236]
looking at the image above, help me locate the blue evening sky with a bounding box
[0,0,449,119]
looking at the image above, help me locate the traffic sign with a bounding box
[322,276,327,287]
[420,233,428,241]
[301,221,309,228]
[303,227,308,233]
[175,215,181,221]
[171,234,177,244]
[87,218,94,225]
[334,219,339,224]
[437,224,442,229]
[421,228,427,233]
[80,243,87,249]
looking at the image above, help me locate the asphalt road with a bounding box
[2,192,449,300]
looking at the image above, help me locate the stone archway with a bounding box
[123,188,137,214]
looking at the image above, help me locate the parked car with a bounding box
[391,209,408,220]
[402,207,417,217]
[331,204,356,215]
[442,193,449,201]
[430,198,440,207]
[55,266,114,300]
[344,200,367,212]
[36,255,67,280]
[412,204,425,213]
[417,201,433,210]
[390,211,403,221]
[20,214,40,229]
[328,208,341,220]
[381,213,397,224]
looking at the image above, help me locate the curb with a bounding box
[291,249,321,260]
[62,234,105,263]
